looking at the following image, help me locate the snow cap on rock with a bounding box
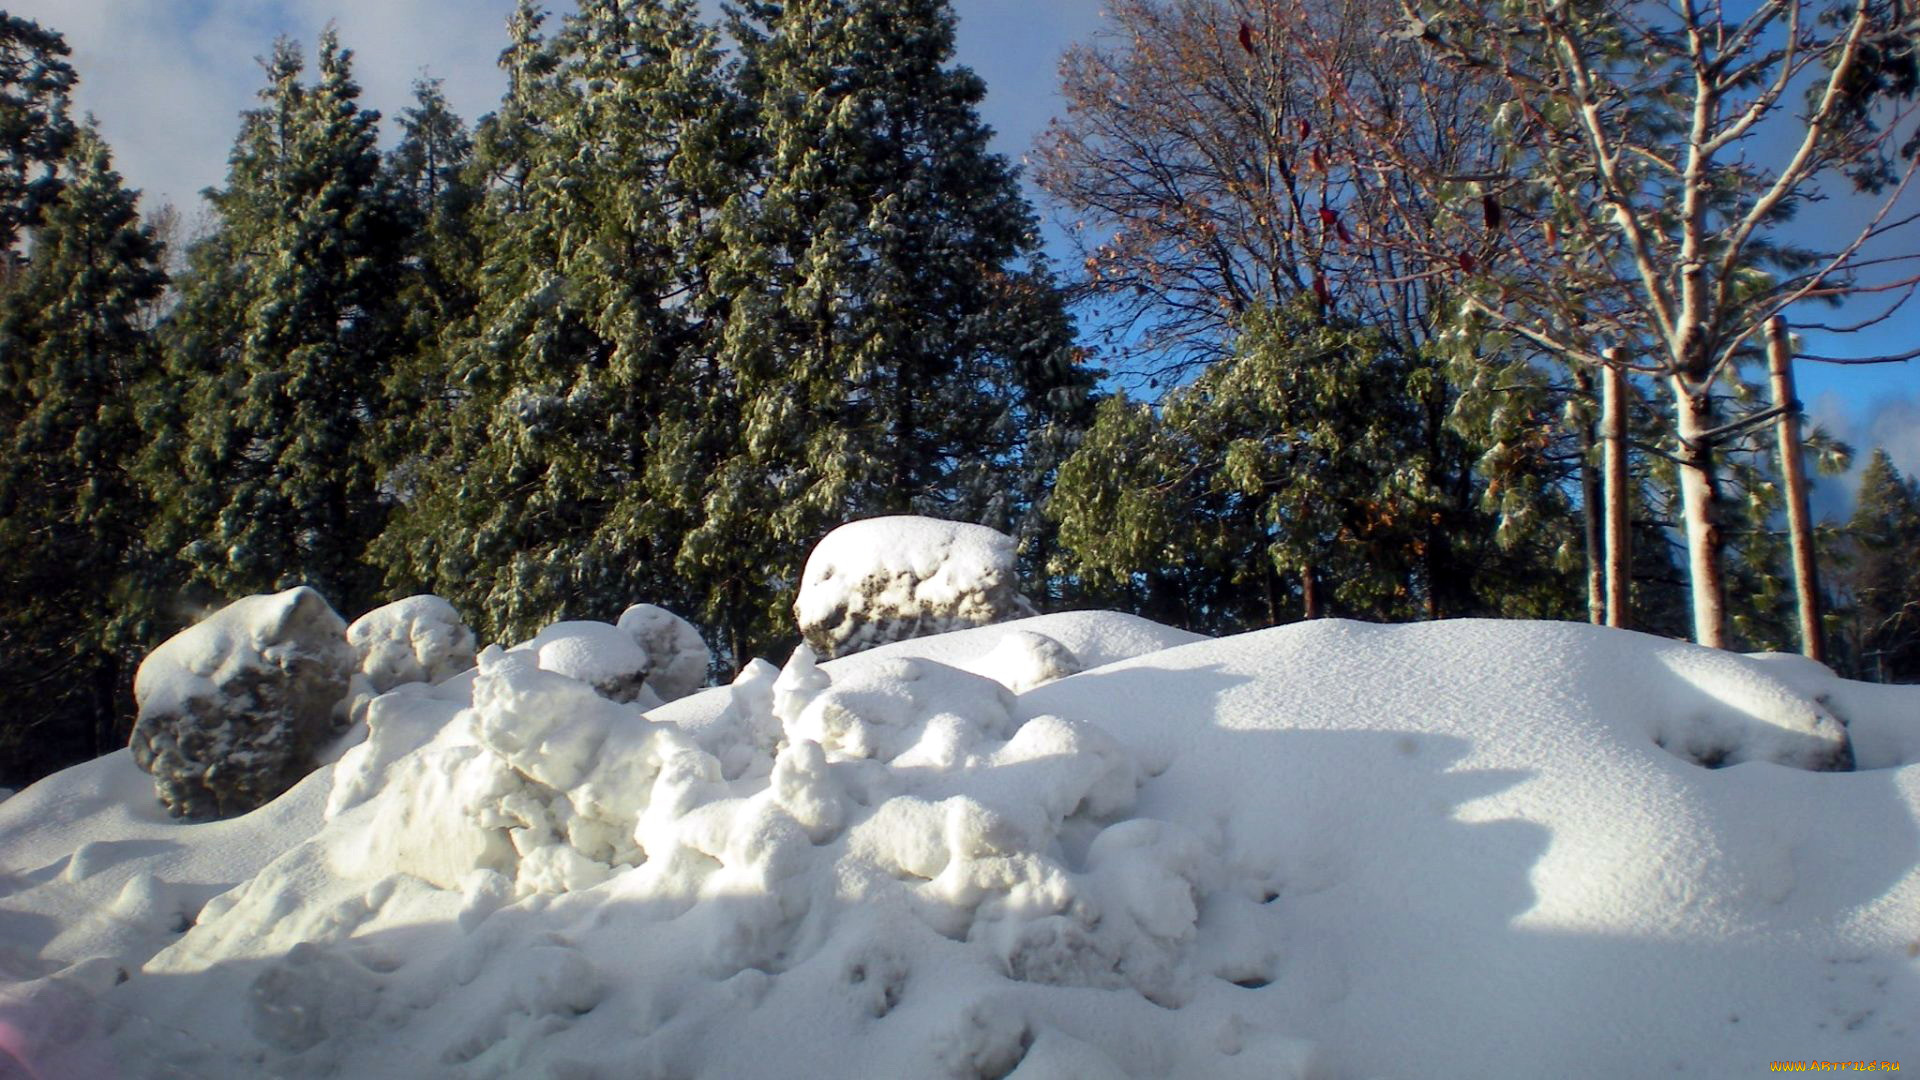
[345,595,477,694]
[129,586,354,819]
[616,603,711,702]
[794,516,1037,659]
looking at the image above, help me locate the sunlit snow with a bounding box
[1,604,1916,1077]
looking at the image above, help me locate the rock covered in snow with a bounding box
[345,595,476,694]
[616,602,711,702]
[128,587,354,820]
[794,516,1037,659]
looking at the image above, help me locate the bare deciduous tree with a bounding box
[1312,0,1920,647]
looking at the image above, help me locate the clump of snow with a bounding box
[5,612,1919,1078]
[976,629,1083,693]
[794,516,1037,658]
[496,608,711,708]
[616,602,711,702]
[1745,651,1920,770]
[345,594,477,695]
[128,587,354,820]
[519,620,661,706]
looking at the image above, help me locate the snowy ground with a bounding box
[1,612,1917,1079]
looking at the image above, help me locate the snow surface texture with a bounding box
[794,516,1038,659]
[4,614,1918,1079]
[127,587,354,821]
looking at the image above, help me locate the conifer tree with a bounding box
[1836,450,1920,681]
[378,77,481,497]
[0,125,167,783]
[713,0,1091,655]
[0,12,75,263]
[1049,300,1576,631]
[144,32,408,613]
[375,0,745,643]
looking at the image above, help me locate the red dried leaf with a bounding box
[1310,147,1326,173]
[1482,194,1502,231]
[1336,221,1353,244]
[1318,207,1338,228]
[1458,252,1478,273]
[1313,274,1331,306]
[1299,118,1311,139]
[1238,21,1255,54]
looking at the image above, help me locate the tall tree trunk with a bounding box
[1573,368,1604,624]
[1767,317,1825,663]
[1671,376,1729,648]
[1602,355,1632,629]
[1263,559,1279,626]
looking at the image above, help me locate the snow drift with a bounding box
[1,613,1916,1079]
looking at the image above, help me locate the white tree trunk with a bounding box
[1671,379,1729,649]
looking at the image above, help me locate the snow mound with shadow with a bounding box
[0,614,1916,1079]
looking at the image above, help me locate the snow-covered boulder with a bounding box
[794,516,1037,659]
[128,587,354,820]
[616,602,711,701]
[345,595,476,694]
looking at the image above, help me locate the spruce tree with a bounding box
[144,32,408,614]
[377,77,481,499]
[0,124,167,783]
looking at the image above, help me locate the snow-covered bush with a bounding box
[794,516,1037,659]
[128,587,354,819]
[345,595,476,694]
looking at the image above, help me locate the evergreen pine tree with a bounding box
[375,0,744,643]
[144,32,409,614]
[711,0,1091,654]
[0,124,167,784]
[1047,301,1567,631]
[0,12,76,264]
[377,77,481,502]
[1837,450,1920,681]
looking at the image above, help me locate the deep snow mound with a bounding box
[794,516,1037,658]
[1,615,1916,1079]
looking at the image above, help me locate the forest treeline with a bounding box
[2,0,1918,788]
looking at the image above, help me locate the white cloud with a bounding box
[6,0,1104,220]
[1808,389,1920,520]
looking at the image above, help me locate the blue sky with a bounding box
[9,0,1917,506]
